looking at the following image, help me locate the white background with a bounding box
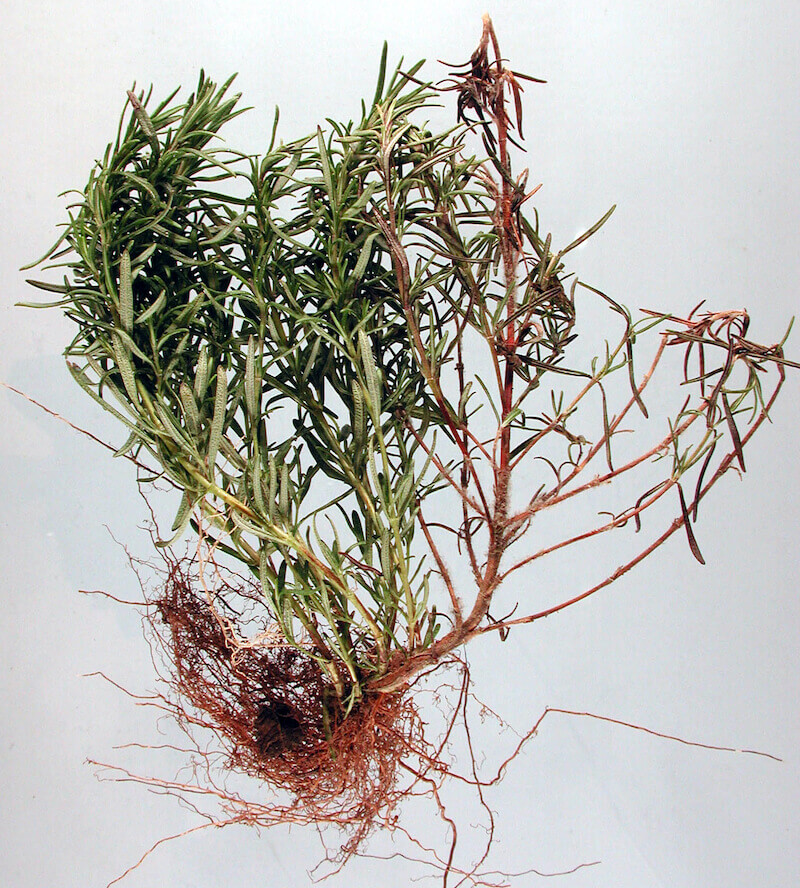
[2,1,799,886]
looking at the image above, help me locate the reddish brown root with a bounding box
[149,559,425,856]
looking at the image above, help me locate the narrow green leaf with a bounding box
[231,508,277,540]
[371,41,388,107]
[131,243,157,269]
[171,490,193,532]
[135,289,166,324]
[202,210,247,246]
[24,278,70,295]
[67,361,141,434]
[556,205,616,260]
[113,430,139,458]
[259,545,274,602]
[501,406,523,428]
[153,402,191,449]
[317,127,334,200]
[301,335,321,382]
[219,436,246,469]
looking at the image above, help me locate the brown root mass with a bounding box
[150,561,424,852]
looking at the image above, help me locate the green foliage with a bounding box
[26,32,795,710]
[28,59,461,705]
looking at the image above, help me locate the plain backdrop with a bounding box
[2,1,799,886]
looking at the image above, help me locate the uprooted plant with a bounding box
[23,14,797,885]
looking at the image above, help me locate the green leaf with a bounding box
[135,289,166,325]
[371,41,389,107]
[554,204,616,263]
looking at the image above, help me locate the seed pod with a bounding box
[358,328,381,416]
[395,469,415,513]
[111,333,138,404]
[251,458,265,513]
[179,381,200,435]
[367,440,389,512]
[244,335,260,419]
[352,379,366,447]
[267,455,277,521]
[207,366,227,469]
[379,527,392,580]
[126,90,161,159]
[119,249,133,332]
[352,231,379,280]
[194,345,210,399]
[279,463,290,518]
